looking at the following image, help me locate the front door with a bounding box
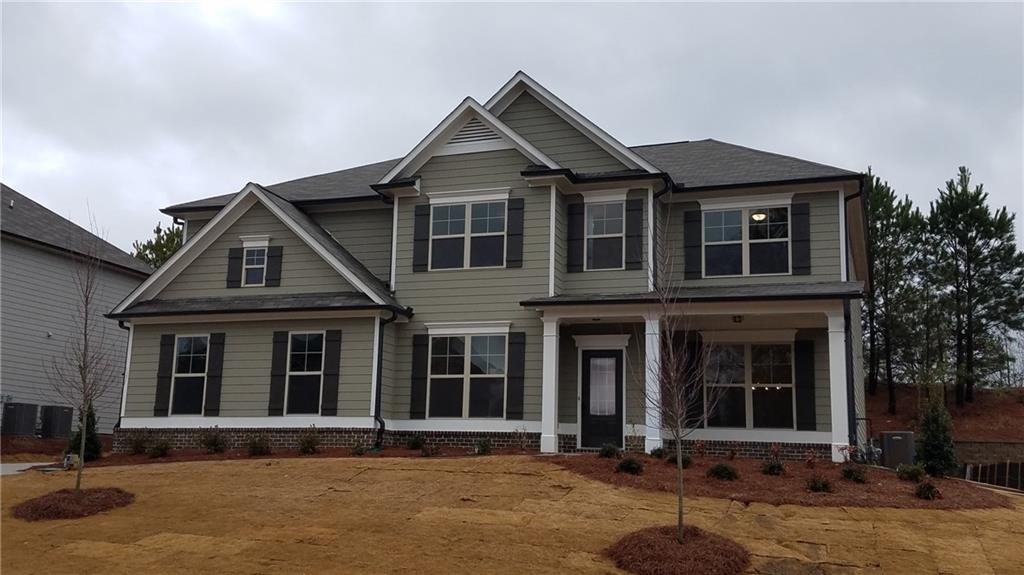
[580,350,624,448]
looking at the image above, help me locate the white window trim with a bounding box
[583,200,626,271]
[426,334,509,419]
[240,234,270,248]
[574,335,630,450]
[426,187,509,205]
[169,334,210,416]
[704,342,797,431]
[241,246,268,287]
[697,192,793,211]
[284,330,326,416]
[701,206,792,278]
[425,321,512,336]
[427,200,508,271]
[580,188,628,204]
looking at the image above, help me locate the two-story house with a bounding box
[109,72,868,461]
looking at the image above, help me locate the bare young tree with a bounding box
[47,224,118,491]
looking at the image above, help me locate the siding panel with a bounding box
[316,207,393,282]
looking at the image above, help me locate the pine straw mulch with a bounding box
[12,488,135,521]
[606,525,750,575]
[547,454,1013,510]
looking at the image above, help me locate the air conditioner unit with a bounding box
[880,431,916,469]
[40,406,74,438]
[2,403,39,436]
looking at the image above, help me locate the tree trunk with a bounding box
[965,316,975,403]
[75,408,86,491]
[868,299,879,396]
[954,292,965,407]
[885,330,896,415]
[675,434,684,543]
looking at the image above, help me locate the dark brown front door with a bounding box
[580,350,623,448]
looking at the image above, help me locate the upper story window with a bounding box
[286,332,324,415]
[430,201,506,270]
[242,247,267,286]
[428,334,506,418]
[703,207,789,277]
[585,201,624,270]
[171,335,208,415]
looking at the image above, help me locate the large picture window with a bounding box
[286,332,324,415]
[705,343,795,430]
[430,201,506,270]
[703,206,790,277]
[171,335,208,415]
[585,202,625,270]
[428,334,506,418]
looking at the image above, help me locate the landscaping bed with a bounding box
[12,487,134,521]
[548,453,1012,509]
[606,525,750,575]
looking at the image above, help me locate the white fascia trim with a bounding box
[484,72,659,174]
[572,334,631,349]
[388,419,540,433]
[424,320,512,336]
[435,139,512,157]
[379,97,558,184]
[119,323,134,418]
[698,192,795,211]
[389,196,399,289]
[240,234,270,248]
[548,185,556,297]
[120,416,378,429]
[130,309,386,325]
[660,428,831,444]
[579,188,629,204]
[700,329,797,343]
[426,187,510,205]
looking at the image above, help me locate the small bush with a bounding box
[248,433,272,456]
[126,430,150,455]
[198,427,226,454]
[352,445,366,456]
[915,481,941,500]
[693,441,706,458]
[761,461,785,476]
[897,463,927,482]
[297,426,320,455]
[649,447,667,459]
[841,465,866,483]
[421,444,440,457]
[616,457,644,475]
[406,435,425,450]
[707,463,739,481]
[727,449,737,461]
[917,399,957,477]
[474,438,492,455]
[806,474,833,493]
[66,404,103,462]
[146,439,170,459]
[598,443,620,459]
[664,452,692,469]
[804,450,817,469]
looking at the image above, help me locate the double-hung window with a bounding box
[430,201,506,269]
[585,202,624,270]
[171,335,208,415]
[705,344,795,429]
[703,207,790,276]
[286,332,324,414]
[242,247,267,286]
[428,335,506,418]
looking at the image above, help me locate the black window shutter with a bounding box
[683,210,702,280]
[506,198,525,268]
[791,203,811,275]
[320,330,342,416]
[226,247,243,288]
[625,198,644,270]
[795,339,816,430]
[264,245,284,287]
[154,334,175,416]
[413,204,431,272]
[410,334,429,419]
[567,203,584,273]
[203,333,226,416]
[505,332,526,420]
[268,331,288,416]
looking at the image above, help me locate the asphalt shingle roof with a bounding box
[1,184,152,276]
[109,292,389,318]
[520,281,864,306]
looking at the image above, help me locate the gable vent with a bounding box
[448,118,502,145]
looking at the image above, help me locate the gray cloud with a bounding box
[3,2,1021,250]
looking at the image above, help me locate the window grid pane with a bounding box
[175,336,208,375]
[586,203,624,237]
[290,333,324,374]
[470,202,505,234]
[470,335,505,375]
[430,336,465,376]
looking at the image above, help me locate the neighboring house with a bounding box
[109,72,868,461]
[1,184,152,435]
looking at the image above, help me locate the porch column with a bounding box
[540,317,560,453]
[827,311,850,462]
[644,313,663,452]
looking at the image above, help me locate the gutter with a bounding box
[373,311,400,448]
[843,300,858,447]
[672,173,862,194]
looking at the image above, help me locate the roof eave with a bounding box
[674,173,865,194]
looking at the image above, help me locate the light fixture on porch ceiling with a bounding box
[750,210,768,222]
[732,315,743,323]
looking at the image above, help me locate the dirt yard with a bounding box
[3,455,1022,574]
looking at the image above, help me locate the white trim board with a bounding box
[426,187,510,204]
[697,192,794,211]
[424,320,512,335]
[119,416,541,434]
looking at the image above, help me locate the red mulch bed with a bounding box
[868,387,1024,442]
[547,454,1013,509]
[607,525,750,575]
[12,488,134,521]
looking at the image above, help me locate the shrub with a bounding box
[841,465,866,483]
[727,449,737,461]
[352,445,366,456]
[804,450,817,469]
[761,461,785,476]
[694,441,706,458]
[248,433,272,456]
[66,403,103,462]
[707,463,739,481]
[598,443,620,459]
[146,439,170,458]
[420,444,440,457]
[806,474,833,493]
[897,463,927,482]
[915,481,941,500]
[126,430,150,455]
[406,435,425,450]
[473,438,492,455]
[916,399,957,477]
[297,426,320,455]
[198,427,226,454]
[649,446,667,459]
[665,452,692,469]
[616,457,644,475]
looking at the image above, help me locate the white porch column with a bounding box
[644,313,663,453]
[540,317,560,453]
[827,311,850,462]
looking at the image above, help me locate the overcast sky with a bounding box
[3,2,1022,251]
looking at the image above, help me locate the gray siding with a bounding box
[558,323,646,426]
[498,92,627,173]
[799,328,832,432]
[560,189,649,295]
[390,149,549,420]
[184,218,211,243]
[1,238,142,433]
[160,203,355,299]
[315,206,392,282]
[124,317,375,417]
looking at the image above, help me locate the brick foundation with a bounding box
[663,439,831,462]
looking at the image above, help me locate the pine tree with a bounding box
[132,222,182,268]
[67,403,103,462]
[916,398,957,477]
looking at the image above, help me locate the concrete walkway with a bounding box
[0,463,47,476]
